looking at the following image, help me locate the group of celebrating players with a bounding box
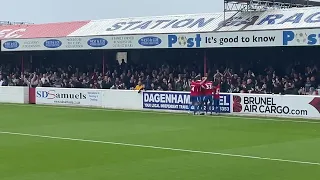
[190,75,221,115]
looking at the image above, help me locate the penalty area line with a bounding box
[0,131,319,166]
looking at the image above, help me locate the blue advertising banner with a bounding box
[142,91,231,113]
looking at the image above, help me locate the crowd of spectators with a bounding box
[0,61,319,95]
[0,47,319,95]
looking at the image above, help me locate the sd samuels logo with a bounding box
[233,95,309,116]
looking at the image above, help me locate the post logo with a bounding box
[283,30,320,45]
[168,34,201,48]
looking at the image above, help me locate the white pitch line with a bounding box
[0,131,319,166]
[2,103,320,124]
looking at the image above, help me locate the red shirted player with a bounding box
[213,82,221,114]
[190,76,206,115]
[203,80,214,114]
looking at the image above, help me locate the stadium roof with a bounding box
[0,21,89,40]
[1,7,320,40]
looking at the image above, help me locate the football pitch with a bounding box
[0,104,320,180]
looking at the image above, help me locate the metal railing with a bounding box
[0,21,34,26]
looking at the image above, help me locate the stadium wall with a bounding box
[0,87,29,104]
[1,87,319,119]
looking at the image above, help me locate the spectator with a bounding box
[305,77,312,93]
[214,70,223,81]
[30,74,40,88]
[42,79,51,87]
[135,81,143,91]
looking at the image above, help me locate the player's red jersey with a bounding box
[190,81,201,96]
[202,81,213,96]
[213,84,220,99]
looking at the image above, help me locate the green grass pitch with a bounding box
[0,104,320,180]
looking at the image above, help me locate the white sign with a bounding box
[233,94,320,118]
[203,31,282,48]
[0,87,29,104]
[1,30,284,51]
[35,87,103,107]
[69,8,320,36]
[167,31,283,48]
[1,34,166,51]
[69,13,229,36]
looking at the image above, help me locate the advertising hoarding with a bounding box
[35,87,103,107]
[142,91,232,113]
[233,94,320,118]
[2,30,284,51]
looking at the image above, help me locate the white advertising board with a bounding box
[167,31,283,48]
[35,87,103,107]
[1,30,284,51]
[1,35,167,51]
[31,87,320,119]
[0,87,29,104]
[103,90,142,110]
[232,94,320,119]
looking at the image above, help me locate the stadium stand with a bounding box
[0,47,319,95]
